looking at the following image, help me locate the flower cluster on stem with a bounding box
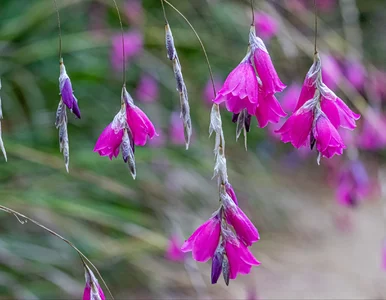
[276,53,360,163]
[181,103,260,285]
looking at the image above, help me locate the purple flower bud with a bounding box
[232,113,239,123]
[211,248,223,284]
[222,254,230,286]
[245,113,252,132]
[59,60,81,119]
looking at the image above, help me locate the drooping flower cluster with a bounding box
[164,23,192,149]
[213,26,286,144]
[181,104,260,285]
[56,58,81,172]
[83,265,105,300]
[276,53,360,162]
[94,86,156,178]
[0,78,6,161]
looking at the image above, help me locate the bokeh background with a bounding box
[1,0,386,299]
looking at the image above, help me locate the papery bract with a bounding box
[225,238,260,280]
[181,216,221,263]
[213,60,258,115]
[83,267,105,300]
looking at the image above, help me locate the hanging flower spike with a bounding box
[164,23,192,149]
[276,53,360,162]
[59,58,81,119]
[123,87,157,146]
[83,265,105,300]
[0,78,7,161]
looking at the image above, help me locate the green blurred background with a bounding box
[1,0,386,299]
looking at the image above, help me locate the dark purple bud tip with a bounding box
[222,255,230,286]
[232,113,239,123]
[310,132,316,150]
[245,114,252,132]
[72,99,81,119]
[211,251,223,284]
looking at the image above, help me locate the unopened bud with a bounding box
[222,254,230,286]
[211,248,224,284]
[83,265,105,300]
[165,24,176,60]
[121,129,136,179]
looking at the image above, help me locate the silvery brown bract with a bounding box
[56,101,69,172]
[222,254,230,286]
[0,78,7,161]
[120,128,136,179]
[164,23,192,149]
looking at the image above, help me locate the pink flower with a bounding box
[136,74,159,103]
[213,59,258,115]
[321,55,342,90]
[181,215,221,262]
[254,12,278,40]
[345,59,366,90]
[203,77,223,105]
[313,114,346,158]
[251,38,286,97]
[94,112,125,160]
[165,235,185,262]
[111,30,143,71]
[358,111,386,150]
[254,91,286,128]
[83,266,105,300]
[276,103,314,148]
[125,104,157,147]
[225,238,260,280]
[169,112,186,145]
[336,160,370,207]
[223,195,260,246]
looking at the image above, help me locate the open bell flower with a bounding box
[94,109,126,160]
[225,236,260,280]
[181,215,221,262]
[124,88,157,146]
[213,57,258,115]
[83,266,105,300]
[59,59,81,118]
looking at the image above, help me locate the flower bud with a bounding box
[165,24,176,60]
[121,128,136,179]
[211,247,224,284]
[222,254,230,286]
[83,265,105,300]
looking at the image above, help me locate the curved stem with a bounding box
[162,0,217,98]
[160,0,168,24]
[52,0,62,60]
[250,0,255,26]
[314,0,318,54]
[0,205,114,300]
[112,0,126,86]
